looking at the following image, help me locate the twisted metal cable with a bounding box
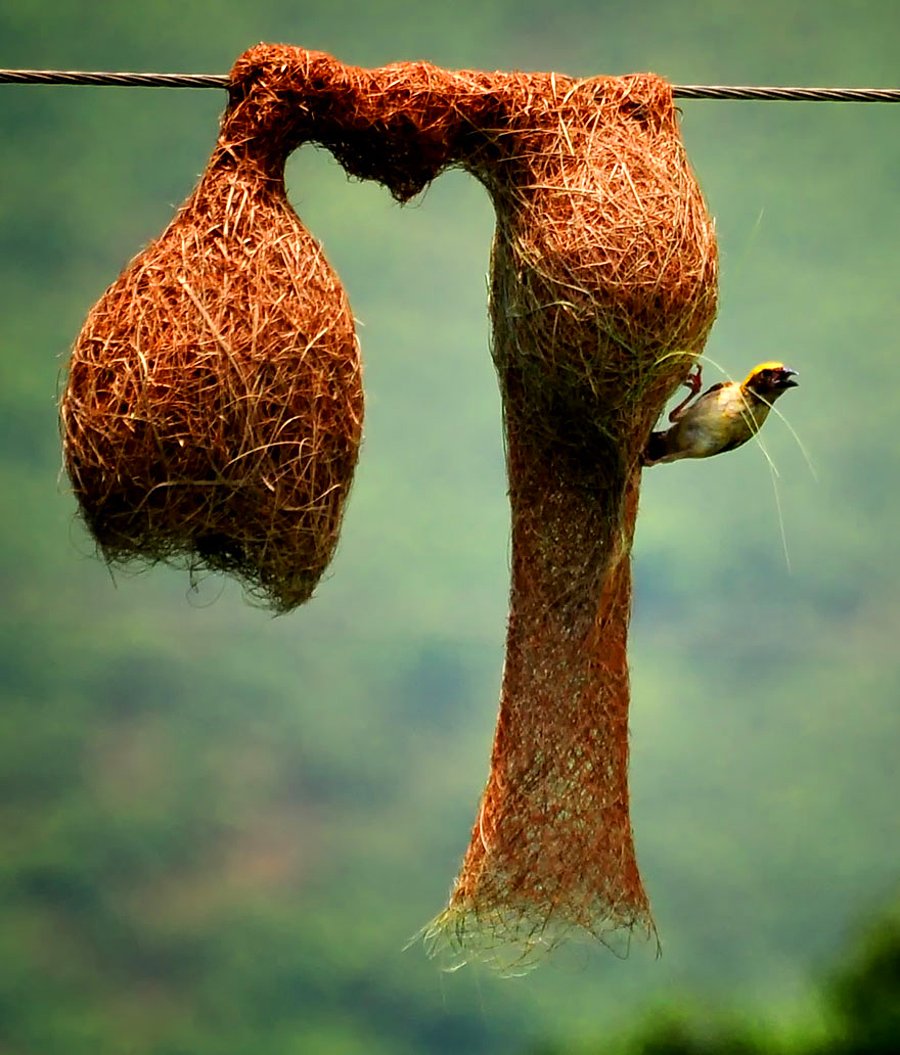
[0,68,899,102]
[673,84,900,102]
[0,69,229,89]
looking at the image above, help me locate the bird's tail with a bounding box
[642,430,668,467]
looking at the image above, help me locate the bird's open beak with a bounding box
[779,367,799,389]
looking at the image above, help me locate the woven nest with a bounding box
[63,44,718,964]
[250,46,716,963]
[450,68,718,966]
[61,61,363,612]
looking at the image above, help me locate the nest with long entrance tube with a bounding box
[62,44,718,963]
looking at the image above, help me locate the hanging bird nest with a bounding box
[444,66,719,967]
[61,58,363,613]
[62,43,718,963]
[252,45,717,963]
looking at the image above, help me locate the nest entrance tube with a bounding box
[62,44,718,964]
[439,72,719,965]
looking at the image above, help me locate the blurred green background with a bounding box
[1,2,898,1052]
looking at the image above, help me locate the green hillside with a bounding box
[1,2,897,1052]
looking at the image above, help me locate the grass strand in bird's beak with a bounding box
[654,348,737,384]
[757,395,818,482]
[770,454,792,574]
[748,427,791,572]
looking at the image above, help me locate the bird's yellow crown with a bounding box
[742,361,788,386]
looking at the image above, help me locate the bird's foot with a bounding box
[668,363,703,422]
[683,363,703,394]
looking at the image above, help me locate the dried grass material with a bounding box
[65,43,718,961]
[255,49,715,961]
[443,71,718,966]
[61,57,363,612]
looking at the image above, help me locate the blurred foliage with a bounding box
[1,1,899,1053]
[822,909,900,1055]
[532,903,900,1053]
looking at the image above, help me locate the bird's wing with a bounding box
[717,434,751,454]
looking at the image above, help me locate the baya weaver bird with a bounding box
[643,361,799,466]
